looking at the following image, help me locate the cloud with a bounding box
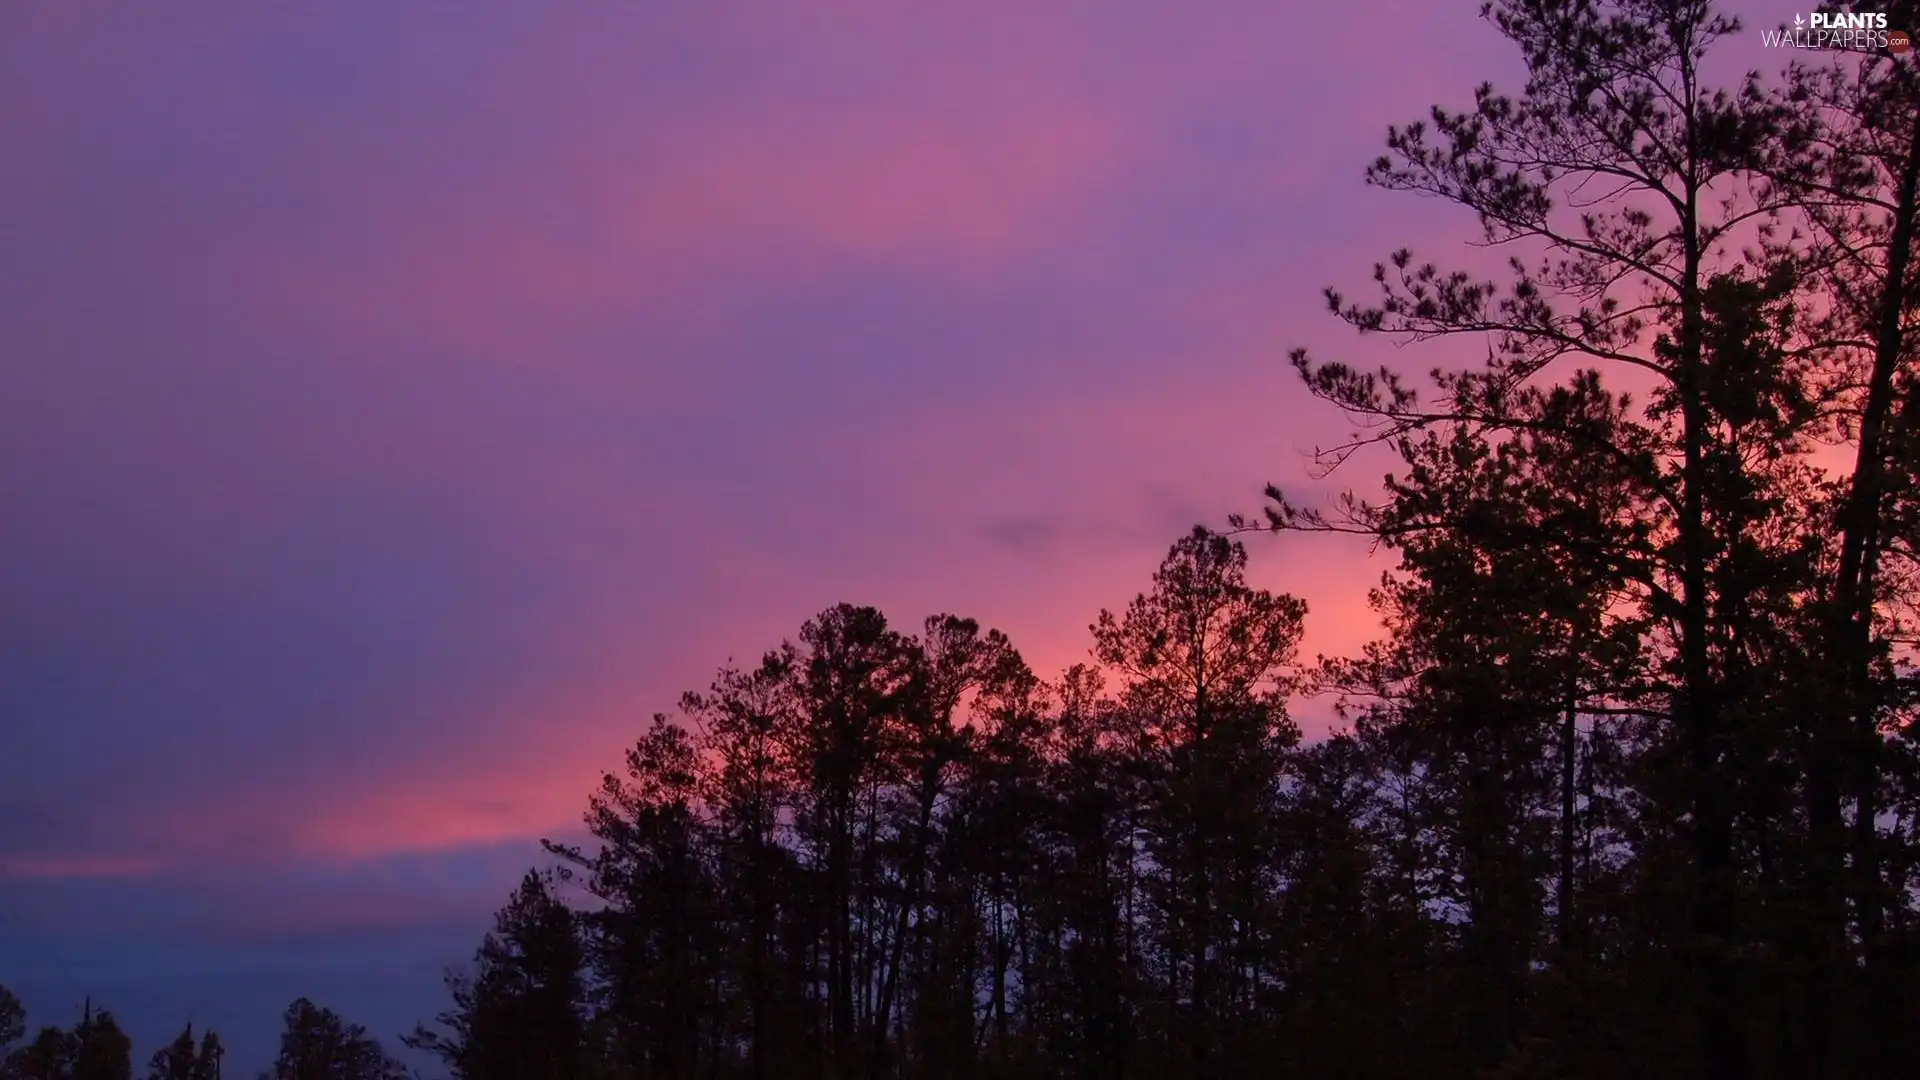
[979,515,1075,556]
[977,487,1242,560]
[619,92,1129,264]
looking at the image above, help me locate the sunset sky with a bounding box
[0,0,1787,1070]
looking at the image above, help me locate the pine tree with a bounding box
[260,1000,403,1080]
[405,872,587,1080]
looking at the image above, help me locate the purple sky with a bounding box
[0,0,1790,1071]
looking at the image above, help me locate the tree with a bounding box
[1316,391,1657,1075]
[259,1000,402,1080]
[9,1026,75,1080]
[1025,664,1144,1080]
[783,605,916,1079]
[0,985,22,1063]
[3,1002,132,1080]
[146,1026,221,1080]
[683,650,801,1080]
[1764,16,1920,1075]
[1091,527,1306,1079]
[551,712,727,1079]
[68,1006,130,1080]
[1238,2,1806,1077]
[867,615,1030,1080]
[404,872,587,1080]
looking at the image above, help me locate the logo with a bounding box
[1764,10,1907,50]
[1804,11,1889,29]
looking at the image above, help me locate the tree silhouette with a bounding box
[1763,16,1920,1074]
[9,1026,77,1080]
[1090,526,1305,1079]
[404,872,586,1080]
[3,1002,134,1080]
[259,1000,401,1080]
[0,985,23,1063]
[1231,2,1920,1078]
[146,1026,222,1080]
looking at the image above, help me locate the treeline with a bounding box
[406,3,1920,1079]
[400,497,1907,1080]
[0,986,406,1080]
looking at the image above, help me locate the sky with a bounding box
[0,0,1794,1072]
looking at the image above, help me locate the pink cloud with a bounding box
[238,83,1128,367]
[128,687,637,869]
[618,91,1127,264]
